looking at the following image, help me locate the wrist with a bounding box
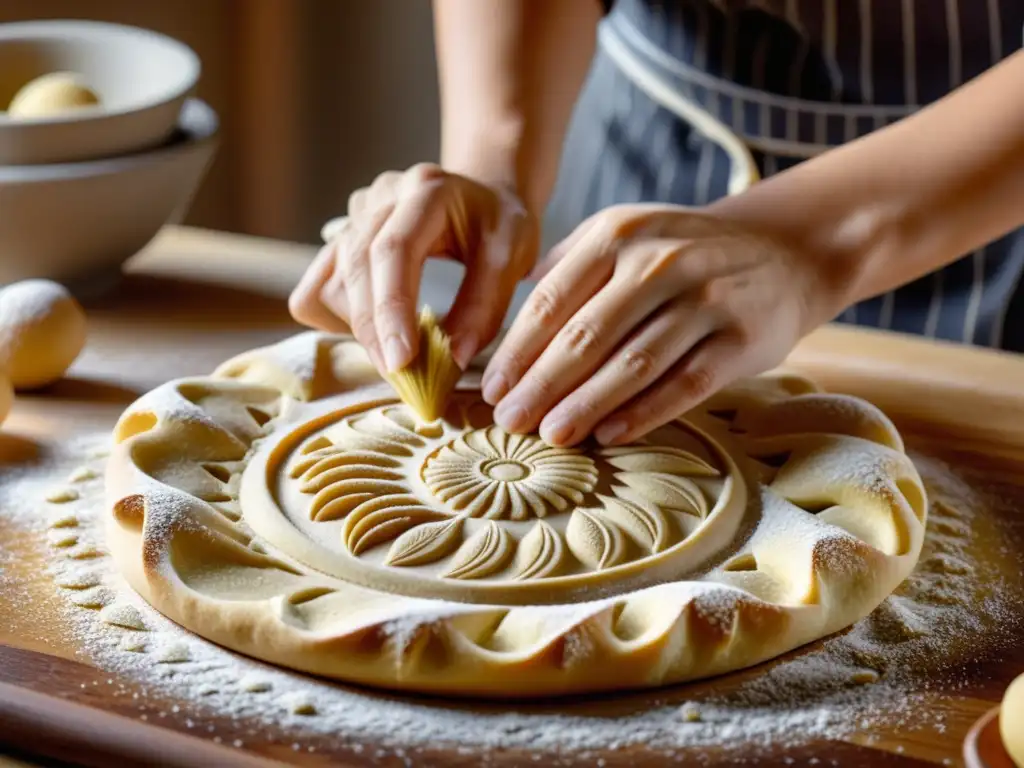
[707,186,902,320]
[441,119,549,217]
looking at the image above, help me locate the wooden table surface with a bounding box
[0,226,1022,768]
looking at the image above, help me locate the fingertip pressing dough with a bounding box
[0,279,87,390]
[7,72,101,119]
[1002,673,1024,767]
[105,331,929,698]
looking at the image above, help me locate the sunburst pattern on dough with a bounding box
[423,426,598,520]
[283,398,725,584]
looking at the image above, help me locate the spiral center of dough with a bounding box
[483,459,529,482]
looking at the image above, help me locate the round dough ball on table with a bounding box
[1003,673,1024,767]
[7,72,100,118]
[0,280,87,390]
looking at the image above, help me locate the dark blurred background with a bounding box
[1,0,442,244]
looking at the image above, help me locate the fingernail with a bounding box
[451,332,478,370]
[482,372,509,404]
[383,335,411,373]
[494,401,529,433]
[596,419,628,445]
[541,419,576,446]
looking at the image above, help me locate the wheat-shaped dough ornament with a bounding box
[384,306,461,422]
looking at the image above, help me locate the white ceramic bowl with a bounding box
[0,20,200,165]
[0,98,218,294]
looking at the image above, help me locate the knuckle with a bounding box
[524,371,557,401]
[341,251,370,284]
[407,162,445,184]
[366,201,395,231]
[695,276,730,307]
[374,170,402,188]
[676,366,716,400]
[374,293,414,318]
[347,188,368,214]
[560,319,601,358]
[349,312,377,342]
[620,347,658,381]
[525,286,562,326]
[370,232,410,262]
[563,396,599,425]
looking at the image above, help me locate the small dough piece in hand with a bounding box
[1002,672,1024,767]
[0,279,87,390]
[7,72,100,118]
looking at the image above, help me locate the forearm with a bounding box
[433,0,602,214]
[710,50,1024,309]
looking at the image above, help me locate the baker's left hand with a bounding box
[480,203,846,446]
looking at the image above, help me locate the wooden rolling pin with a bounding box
[0,679,292,768]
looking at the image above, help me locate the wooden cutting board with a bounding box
[0,226,1022,768]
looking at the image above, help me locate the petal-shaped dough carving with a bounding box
[592,495,669,552]
[566,509,628,571]
[616,472,708,518]
[444,522,515,580]
[386,518,464,567]
[514,521,565,580]
[603,446,719,477]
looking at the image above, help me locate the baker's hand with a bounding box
[482,203,845,447]
[289,163,539,373]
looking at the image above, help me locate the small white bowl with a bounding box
[0,20,200,165]
[0,98,219,294]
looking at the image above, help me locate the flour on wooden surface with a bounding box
[0,435,1019,765]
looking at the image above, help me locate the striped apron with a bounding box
[544,0,1024,351]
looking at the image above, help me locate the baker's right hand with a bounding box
[289,162,539,374]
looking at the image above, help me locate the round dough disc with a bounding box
[105,333,929,698]
[7,72,100,118]
[0,280,87,390]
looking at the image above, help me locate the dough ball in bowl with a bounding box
[0,279,87,390]
[7,72,101,118]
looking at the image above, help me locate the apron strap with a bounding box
[599,21,759,196]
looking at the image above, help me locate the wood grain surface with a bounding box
[0,226,1022,768]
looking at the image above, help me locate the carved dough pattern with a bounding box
[283,397,725,583]
[104,332,929,699]
[423,426,599,520]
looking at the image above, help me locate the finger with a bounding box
[538,299,718,446]
[347,187,369,218]
[481,226,615,408]
[370,184,448,372]
[593,332,749,446]
[444,209,537,370]
[289,240,353,333]
[366,171,402,208]
[340,203,396,372]
[320,216,347,245]
[494,270,674,439]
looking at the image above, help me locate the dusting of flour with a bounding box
[0,434,1018,765]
